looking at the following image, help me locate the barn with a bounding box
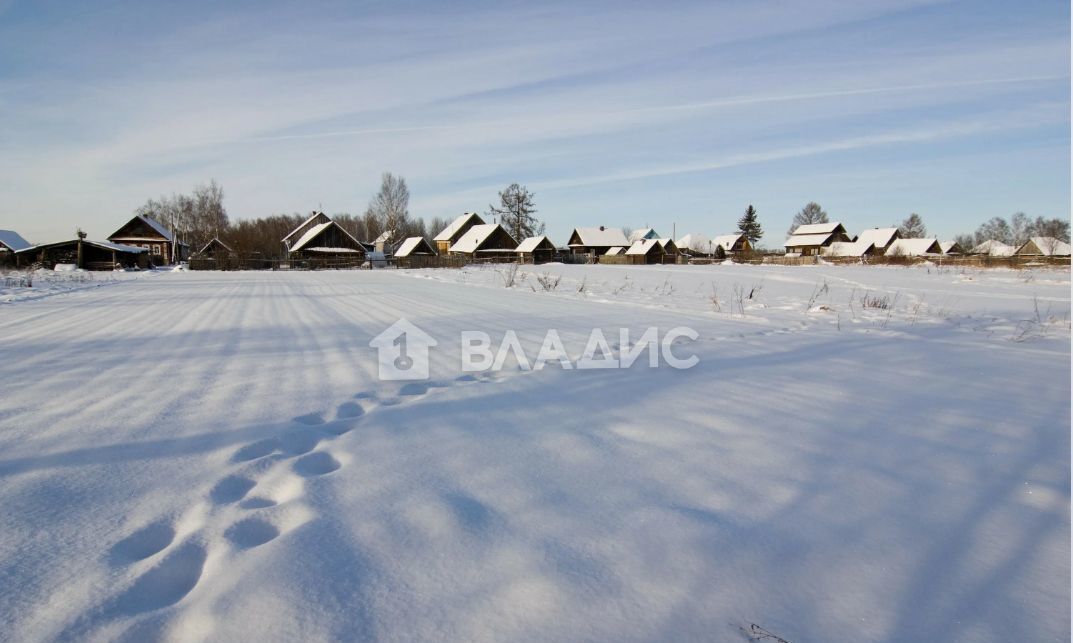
[434,213,485,254]
[567,227,631,256]
[1015,237,1071,257]
[784,222,851,256]
[283,212,366,268]
[108,215,189,266]
[449,224,518,261]
[16,238,148,270]
[395,237,439,268]
[516,235,556,264]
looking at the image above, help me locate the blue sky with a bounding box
[0,0,1069,245]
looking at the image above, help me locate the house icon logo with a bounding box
[370,318,438,381]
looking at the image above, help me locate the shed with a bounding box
[625,239,664,264]
[516,235,556,263]
[395,237,437,258]
[16,239,148,270]
[198,237,234,258]
[433,212,485,254]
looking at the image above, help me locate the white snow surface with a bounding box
[0,263,1069,642]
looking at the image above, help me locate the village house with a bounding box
[282,212,366,266]
[515,235,557,264]
[0,230,31,266]
[854,227,901,255]
[821,240,876,258]
[394,236,438,268]
[108,214,189,265]
[625,239,665,264]
[886,238,942,256]
[939,240,965,255]
[567,227,631,256]
[433,213,485,254]
[449,223,518,261]
[1014,237,1071,257]
[784,222,851,256]
[712,233,752,255]
[676,233,711,256]
[197,237,234,259]
[628,228,660,243]
[971,239,1016,256]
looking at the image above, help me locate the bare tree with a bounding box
[788,202,828,235]
[954,233,975,250]
[898,213,927,238]
[1028,216,1070,242]
[1010,212,1031,246]
[974,217,1013,245]
[488,183,542,240]
[366,172,410,238]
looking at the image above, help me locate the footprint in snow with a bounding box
[293,412,325,426]
[335,401,364,419]
[109,541,207,616]
[231,438,281,463]
[293,451,341,477]
[209,475,257,505]
[278,429,322,456]
[109,521,176,566]
[225,517,280,549]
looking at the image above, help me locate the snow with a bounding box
[790,222,844,235]
[395,237,434,257]
[711,233,745,252]
[822,240,874,257]
[0,264,1068,642]
[449,224,509,254]
[515,235,552,253]
[1019,237,1072,257]
[625,238,659,255]
[785,232,834,247]
[972,240,1016,257]
[887,238,941,256]
[855,227,899,249]
[434,213,484,242]
[676,233,710,254]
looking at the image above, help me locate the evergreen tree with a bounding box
[488,183,543,241]
[737,205,763,244]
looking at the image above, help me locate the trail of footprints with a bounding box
[100,372,503,626]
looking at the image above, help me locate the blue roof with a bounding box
[0,229,31,251]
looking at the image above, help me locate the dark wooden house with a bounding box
[516,235,557,264]
[433,212,485,254]
[448,224,518,261]
[283,212,365,267]
[16,238,148,270]
[108,215,188,265]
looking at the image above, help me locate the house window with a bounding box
[152,244,161,256]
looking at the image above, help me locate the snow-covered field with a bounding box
[0,263,1068,642]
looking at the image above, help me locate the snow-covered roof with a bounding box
[677,233,710,253]
[628,228,659,242]
[136,215,175,242]
[938,241,964,255]
[0,229,31,251]
[856,227,899,249]
[515,235,552,253]
[374,230,394,244]
[785,232,834,248]
[971,239,1015,256]
[712,234,745,252]
[626,239,660,255]
[395,237,436,257]
[605,246,625,255]
[655,238,677,252]
[199,238,233,254]
[791,222,843,235]
[569,227,630,248]
[887,238,941,256]
[450,224,513,254]
[289,221,362,252]
[18,239,148,254]
[304,247,362,254]
[283,212,330,244]
[1016,237,1071,256]
[434,213,485,242]
[822,241,874,257]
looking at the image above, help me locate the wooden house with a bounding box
[434,213,485,254]
[625,239,665,264]
[655,238,680,258]
[15,238,148,270]
[108,215,188,265]
[1014,237,1071,257]
[198,237,234,259]
[449,223,518,261]
[283,212,365,266]
[855,227,900,255]
[938,241,965,255]
[712,233,752,254]
[516,235,556,263]
[886,238,942,257]
[394,236,438,268]
[676,233,711,256]
[784,222,850,256]
[567,227,630,255]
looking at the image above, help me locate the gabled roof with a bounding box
[1015,237,1071,256]
[625,239,661,255]
[283,212,332,245]
[822,241,874,257]
[109,214,176,243]
[374,230,394,244]
[395,237,437,257]
[199,237,233,254]
[449,224,516,254]
[856,227,900,248]
[886,238,941,256]
[289,221,363,252]
[938,241,964,255]
[785,232,834,247]
[655,238,678,253]
[971,239,1016,256]
[791,222,845,235]
[677,233,710,253]
[0,230,31,251]
[711,234,746,251]
[604,246,625,255]
[434,212,485,242]
[569,227,630,248]
[515,235,554,253]
[628,228,659,242]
